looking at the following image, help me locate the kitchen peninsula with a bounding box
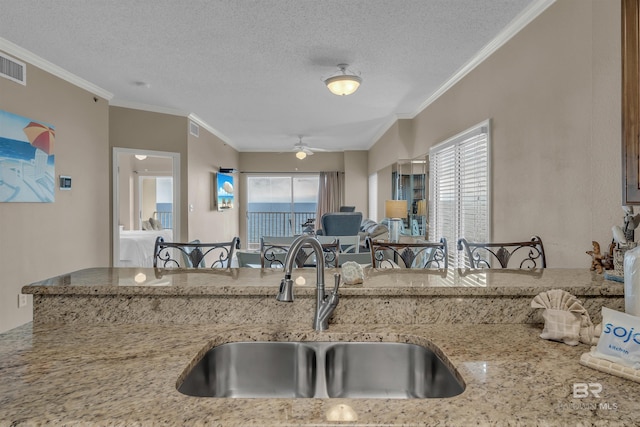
[1,267,638,426]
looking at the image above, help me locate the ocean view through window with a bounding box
[246,174,319,249]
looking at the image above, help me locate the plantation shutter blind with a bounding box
[429,123,490,268]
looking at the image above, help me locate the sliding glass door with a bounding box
[246,174,319,249]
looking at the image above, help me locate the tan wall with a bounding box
[187,128,240,242]
[141,177,157,223]
[368,0,621,268]
[240,151,346,173]
[117,154,135,230]
[343,150,369,216]
[109,107,189,240]
[368,119,415,175]
[0,59,110,333]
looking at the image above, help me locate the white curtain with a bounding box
[316,172,344,229]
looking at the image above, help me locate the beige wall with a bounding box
[368,0,621,268]
[0,58,110,333]
[117,154,135,230]
[141,177,157,223]
[343,151,369,215]
[240,151,346,173]
[187,127,240,242]
[368,119,415,175]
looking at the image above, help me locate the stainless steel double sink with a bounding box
[177,341,465,399]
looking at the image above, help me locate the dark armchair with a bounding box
[339,206,356,212]
[316,212,363,236]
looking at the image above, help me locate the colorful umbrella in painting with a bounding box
[23,121,54,155]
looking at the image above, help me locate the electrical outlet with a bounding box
[18,293,28,308]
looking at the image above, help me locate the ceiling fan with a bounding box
[292,136,326,159]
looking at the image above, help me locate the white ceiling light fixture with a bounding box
[134,154,147,160]
[324,64,362,96]
[295,150,307,160]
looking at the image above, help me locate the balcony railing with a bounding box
[247,211,315,249]
[153,211,173,230]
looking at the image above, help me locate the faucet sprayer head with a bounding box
[276,278,294,302]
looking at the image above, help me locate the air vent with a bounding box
[0,52,26,85]
[190,121,199,137]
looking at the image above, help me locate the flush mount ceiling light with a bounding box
[134,154,147,160]
[324,64,362,96]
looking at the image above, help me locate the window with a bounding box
[246,174,319,249]
[429,121,490,267]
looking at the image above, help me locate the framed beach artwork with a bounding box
[214,172,234,211]
[0,110,55,202]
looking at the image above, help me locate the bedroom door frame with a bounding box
[112,147,181,266]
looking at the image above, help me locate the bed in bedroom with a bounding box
[119,229,173,267]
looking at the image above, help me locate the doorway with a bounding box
[112,147,181,267]
[138,175,173,230]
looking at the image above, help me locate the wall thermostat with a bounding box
[59,175,72,190]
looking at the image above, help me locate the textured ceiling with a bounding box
[0,0,540,153]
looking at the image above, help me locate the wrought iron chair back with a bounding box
[153,236,239,269]
[260,236,340,268]
[456,236,546,269]
[366,237,448,269]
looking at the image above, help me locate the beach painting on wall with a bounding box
[215,172,234,211]
[0,110,55,202]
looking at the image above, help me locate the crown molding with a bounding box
[109,98,189,117]
[187,113,238,150]
[0,37,113,100]
[366,114,403,150]
[411,0,556,118]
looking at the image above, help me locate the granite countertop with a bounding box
[1,321,639,426]
[22,267,623,297]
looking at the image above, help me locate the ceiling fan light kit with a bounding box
[292,136,322,159]
[324,64,362,96]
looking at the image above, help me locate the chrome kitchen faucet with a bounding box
[276,235,341,331]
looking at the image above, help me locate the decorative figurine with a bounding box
[586,241,614,274]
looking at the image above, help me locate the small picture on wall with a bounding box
[0,110,55,202]
[215,172,234,211]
